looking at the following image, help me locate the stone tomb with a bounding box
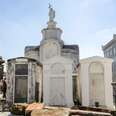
[43,56,74,107]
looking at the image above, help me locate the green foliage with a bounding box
[74,98,81,106]
[95,101,99,107]
[10,104,26,115]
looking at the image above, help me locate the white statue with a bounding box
[49,4,55,21]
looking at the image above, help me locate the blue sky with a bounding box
[0,0,116,60]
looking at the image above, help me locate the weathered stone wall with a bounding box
[7,62,15,103]
[25,44,79,74]
[25,50,40,61]
[43,56,74,107]
[6,58,42,103]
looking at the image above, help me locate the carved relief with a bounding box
[51,63,65,75]
[43,42,59,60]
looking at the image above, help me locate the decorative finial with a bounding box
[48,3,55,21]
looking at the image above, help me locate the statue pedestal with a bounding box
[47,21,56,28]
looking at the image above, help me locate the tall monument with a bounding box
[40,5,76,106]
[24,5,79,106]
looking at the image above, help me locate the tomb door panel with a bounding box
[90,74,105,106]
[15,76,28,103]
[50,77,65,106]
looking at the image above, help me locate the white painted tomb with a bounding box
[80,56,114,109]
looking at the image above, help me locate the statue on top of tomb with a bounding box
[49,4,55,21]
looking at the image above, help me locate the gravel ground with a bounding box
[0,112,11,116]
[0,93,11,116]
[0,93,2,99]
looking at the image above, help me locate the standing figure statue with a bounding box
[49,4,55,21]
